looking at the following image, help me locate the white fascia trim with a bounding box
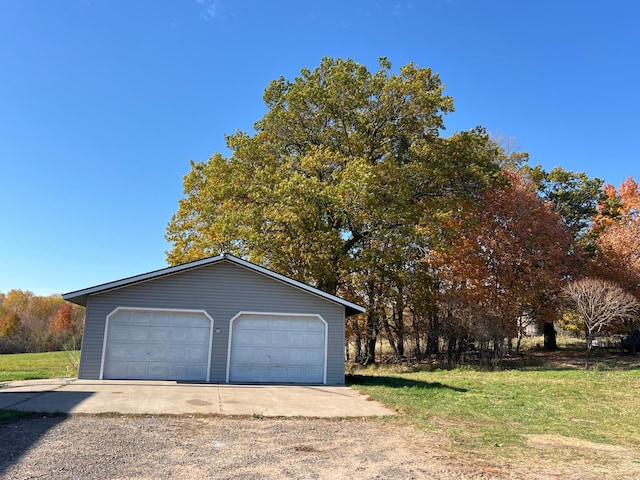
[63,255,226,301]
[100,307,215,382]
[225,311,328,385]
[228,256,366,313]
[63,253,365,314]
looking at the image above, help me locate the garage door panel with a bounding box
[288,350,314,364]
[253,348,271,363]
[110,345,147,360]
[150,329,171,342]
[187,365,207,378]
[287,349,304,363]
[252,332,270,346]
[303,367,323,380]
[269,318,288,329]
[271,332,291,347]
[108,346,127,359]
[306,322,325,332]
[290,335,306,347]
[187,347,208,362]
[233,331,253,346]
[269,349,289,363]
[109,326,130,341]
[105,362,126,377]
[306,350,324,364]
[125,363,146,378]
[229,346,253,364]
[305,331,325,347]
[148,364,166,378]
[285,319,307,330]
[269,367,286,380]
[130,328,149,342]
[189,328,210,342]
[229,315,326,383]
[103,310,211,381]
[233,366,268,382]
[286,366,304,379]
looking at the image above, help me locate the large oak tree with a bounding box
[166,58,504,364]
[166,58,502,286]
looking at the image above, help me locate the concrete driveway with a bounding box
[0,379,394,417]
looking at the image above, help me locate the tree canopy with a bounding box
[166,57,502,294]
[166,57,638,365]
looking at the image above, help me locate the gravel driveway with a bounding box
[1,415,488,479]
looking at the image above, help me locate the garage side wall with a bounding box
[78,261,346,384]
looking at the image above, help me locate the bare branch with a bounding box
[563,278,639,340]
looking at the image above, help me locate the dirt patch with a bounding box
[521,434,640,479]
[527,434,630,453]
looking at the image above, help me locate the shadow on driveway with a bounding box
[0,381,94,413]
[0,383,95,476]
[346,374,468,392]
[0,412,69,475]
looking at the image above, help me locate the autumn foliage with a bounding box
[163,57,640,366]
[425,171,579,358]
[591,177,640,300]
[0,290,84,354]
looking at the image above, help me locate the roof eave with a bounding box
[61,254,226,305]
[61,253,366,314]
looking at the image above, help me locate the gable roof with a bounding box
[62,253,365,316]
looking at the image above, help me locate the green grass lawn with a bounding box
[0,351,79,381]
[349,365,640,458]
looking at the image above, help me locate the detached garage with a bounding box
[62,253,364,385]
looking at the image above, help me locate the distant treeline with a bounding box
[0,290,84,354]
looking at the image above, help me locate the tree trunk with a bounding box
[364,335,377,365]
[395,305,405,358]
[543,322,557,350]
[516,334,523,355]
[362,311,378,365]
[446,336,456,366]
[381,315,399,359]
[585,329,593,370]
[353,334,364,364]
[426,311,440,355]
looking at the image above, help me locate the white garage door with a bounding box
[103,309,211,381]
[228,314,326,384]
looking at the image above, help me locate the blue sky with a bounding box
[0,0,637,296]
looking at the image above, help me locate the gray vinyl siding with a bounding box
[78,260,346,384]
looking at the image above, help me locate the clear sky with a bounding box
[0,0,637,296]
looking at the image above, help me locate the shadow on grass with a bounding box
[346,374,468,392]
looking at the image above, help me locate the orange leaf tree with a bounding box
[592,177,640,301]
[427,170,578,360]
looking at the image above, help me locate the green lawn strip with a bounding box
[349,367,640,453]
[0,351,79,381]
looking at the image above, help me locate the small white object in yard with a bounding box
[211,441,225,448]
